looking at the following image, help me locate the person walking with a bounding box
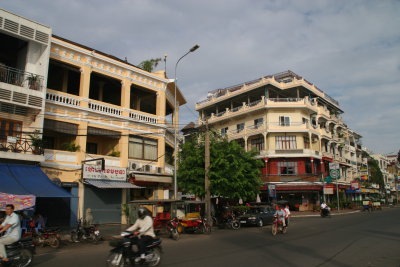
[284,205,291,227]
[0,204,21,262]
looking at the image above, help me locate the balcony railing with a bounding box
[129,111,159,124]
[0,136,44,155]
[88,100,123,116]
[46,91,81,107]
[0,64,44,91]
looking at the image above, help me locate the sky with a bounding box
[2,0,399,154]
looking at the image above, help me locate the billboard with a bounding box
[0,192,36,211]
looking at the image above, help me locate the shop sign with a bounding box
[7,136,17,144]
[360,167,368,180]
[0,192,36,211]
[268,184,276,198]
[324,184,334,195]
[83,164,126,181]
[351,181,360,190]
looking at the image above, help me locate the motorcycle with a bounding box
[70,218,101,243]
[165,218,179,240]
[220,214,240,230]
[320,208,331,218]
[0,236,35,267]
[179,217,211,234]
[106,232,162,267]
[23,227,61,248]
[271,215,287,235]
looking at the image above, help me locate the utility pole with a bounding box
[204,120,212,226]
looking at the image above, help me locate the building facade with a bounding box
[195,71,364,210]
[40,35,184,224]
[0,9,51,163]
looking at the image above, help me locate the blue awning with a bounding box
[84,179,143,189]
[0,164,73,198]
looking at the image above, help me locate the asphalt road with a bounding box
[33,207,400,267]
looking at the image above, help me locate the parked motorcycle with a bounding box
[271,215,287,235]
[0,236,35,267]
[106,231,162,267]
[166,218,180,240]
[220,214,240,230]
[23,227,61,248]
[179,217,211,234]
[70,218,102,243]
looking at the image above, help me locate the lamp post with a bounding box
[173,44,200,200]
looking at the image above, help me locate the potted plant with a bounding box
[108,150,120,157]
[61,142,80,152]
[27,74,40,90]
[29,130,44,154]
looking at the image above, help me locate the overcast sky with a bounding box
[3,0,399,154]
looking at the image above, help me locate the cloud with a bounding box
[2,0,399,153]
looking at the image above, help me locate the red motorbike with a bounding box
[179,217,211,234]
[23,227,61,248]
[271,215,287,236]
[153,213,180,240]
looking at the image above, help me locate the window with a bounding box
[254,118,263,128]
[303,137,310,149]
[275,136,297,149]
[279,116,290,126]
[0,119,22,141]
[221,127,228,136]
[233,139,245,149]
[129,135,158,160]
[278,162,297,175]
[302,118,309,124]
[86,142,98,154]
[236,123,244,133]
[250,136,264,152]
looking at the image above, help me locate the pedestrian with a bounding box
[284,205,291,226]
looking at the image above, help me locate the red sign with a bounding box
[351,181,360,190]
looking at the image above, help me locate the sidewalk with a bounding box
[59,224,128,242]
[291,208,361,218]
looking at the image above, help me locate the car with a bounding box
[238,205,275,227]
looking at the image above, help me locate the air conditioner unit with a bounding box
[145,165,151,172]
[157,167,163,174]
[129,162,142,171]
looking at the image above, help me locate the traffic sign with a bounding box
[329,162,340,179]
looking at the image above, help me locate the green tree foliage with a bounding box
[138,58,162,72]
[177,132,263,200]
[362,151,385,190]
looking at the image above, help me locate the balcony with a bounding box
[263,149,320,158]
[85,154,121,167]
[0,136,45,162]
[201,97,317,124]
[0,65,44,109]
[46,89,81,108]
[44,149,78,165]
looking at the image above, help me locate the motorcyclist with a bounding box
[0,204,21,262]
[126,207,156,264]
[274,205,286,227]
[320,202,330,216]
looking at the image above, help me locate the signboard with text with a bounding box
[324,184,334,195]
[360,167,368,180]
[351,181,360,190]
[83,164,126,181]
[329,163,340,179]
[0,192,36,211]
[268,184,276,198]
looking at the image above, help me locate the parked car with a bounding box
[238,205,275,227]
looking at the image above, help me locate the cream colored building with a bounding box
[196,71,364,210]
[41,35,185,224]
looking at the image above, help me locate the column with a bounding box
[264,158,269,176]
[320,161,325,176]
[158,136,166,169]
[79,66,91,108]
[119,129,129,168]
[244,137,248,152]
[120,80,131,117]
[310,157,315,174]
[156,91,166,121]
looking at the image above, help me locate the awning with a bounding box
[84,179,143,189]
[132,174,173,184]
[87,127,121,139]
[44,119,78,135]
[0,164,73,198]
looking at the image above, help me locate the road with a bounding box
[33,207,400,267]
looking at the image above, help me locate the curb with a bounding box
[292,210,361,218]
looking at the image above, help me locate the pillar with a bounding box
[264,158,269,176]
[121,80,131,117]
[311,157,315,174]
[79,66,91,108]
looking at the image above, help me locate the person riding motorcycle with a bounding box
[126,207,156,264]
[0,204,21,263]
[320,202,330,216]
[274,205,286,227]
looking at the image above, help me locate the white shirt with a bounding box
[127,216,155,238]
[284,208,290,218]
[321,203,327,209]
[1,212,21,239]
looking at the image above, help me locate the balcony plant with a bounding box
[27,74,40,90]
[108,150,121,157]
[29,130,44,155]
[61,142,80,152]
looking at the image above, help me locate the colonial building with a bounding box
[41,35,185,224]
[195,70,364,210]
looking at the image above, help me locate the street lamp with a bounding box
[173,44,200,199]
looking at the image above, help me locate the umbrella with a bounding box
[239,198,243,205]
[256,194,261,203]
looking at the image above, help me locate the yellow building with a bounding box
[196,71,364,210]
[41,35,185,224]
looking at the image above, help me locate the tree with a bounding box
[138,58,162,72]
[177,132,263,200]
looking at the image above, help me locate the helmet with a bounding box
[137,207,147,219]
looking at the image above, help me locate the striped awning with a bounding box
[84,179,143,189]
[44,119,78,135]
[87,127,121,139]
